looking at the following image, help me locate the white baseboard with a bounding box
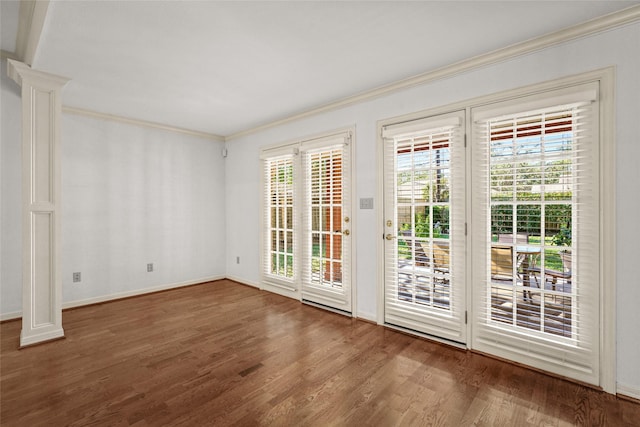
[62,275,226,310]
[617,383,640,400]
[1,311,22,322]
[20,328,64,347]
[0,275,225,321]
[226,275,260,289]
[3,280,375,324]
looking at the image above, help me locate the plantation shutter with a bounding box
[300,132,352,311]
[261,145,298,293]
[470,82,600,385]
[382,111,467,343]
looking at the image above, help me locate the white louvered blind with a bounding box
[382,111,466,343]
[300,132,352,312]
[261,149,297,291]
[471,82,600,385]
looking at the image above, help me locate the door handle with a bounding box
[343,230,350,236]
[385,234,396,240]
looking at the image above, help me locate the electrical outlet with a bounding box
[236,256,240,264]
[147,263,153,272]
[73,272,81,283]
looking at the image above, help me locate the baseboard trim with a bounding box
[226,275,260,289]
[20,332,65,349]
[1,311,22,322]
[0,275,226,321]
[617,383,640,402]
[63,275,226,310]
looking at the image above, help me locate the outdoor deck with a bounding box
[394,259,573,338]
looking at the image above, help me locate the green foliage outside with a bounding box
[551,226,572,247]
[399,207,450,238]
[490,203,571,240]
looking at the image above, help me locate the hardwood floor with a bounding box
[1,279,638,426]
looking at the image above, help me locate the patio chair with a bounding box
[400,230,429,266]
[491,244,539,301]
[433,241,450,274]
[426,241,449,306]
[491,245,514,281]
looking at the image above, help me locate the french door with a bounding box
[261,131,352,314]
[382,111,466,343]
[300,135,352,313]
[470,83,601,385]
[378,78,608,388]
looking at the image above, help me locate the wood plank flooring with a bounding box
[1,279,638,426]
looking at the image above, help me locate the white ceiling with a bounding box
[2,1,638,137]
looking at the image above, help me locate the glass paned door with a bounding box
[301,137,352,313]
[470,83,601,386]
[383,112,466,343]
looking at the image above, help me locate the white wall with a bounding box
[61,114,227,306]
[0,70,227,315]
[0,59,23,315]
[225,23,640,392]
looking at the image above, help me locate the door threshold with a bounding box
[384,322,467,350]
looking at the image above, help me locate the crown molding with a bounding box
[15,0,50,65]
[0,50,20,61]
[62,106,225,142]
[7,59,70,88]
[226,4,640,141]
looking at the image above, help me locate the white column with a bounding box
[7,59,69,347]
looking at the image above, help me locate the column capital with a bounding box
[7,59,70,89]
